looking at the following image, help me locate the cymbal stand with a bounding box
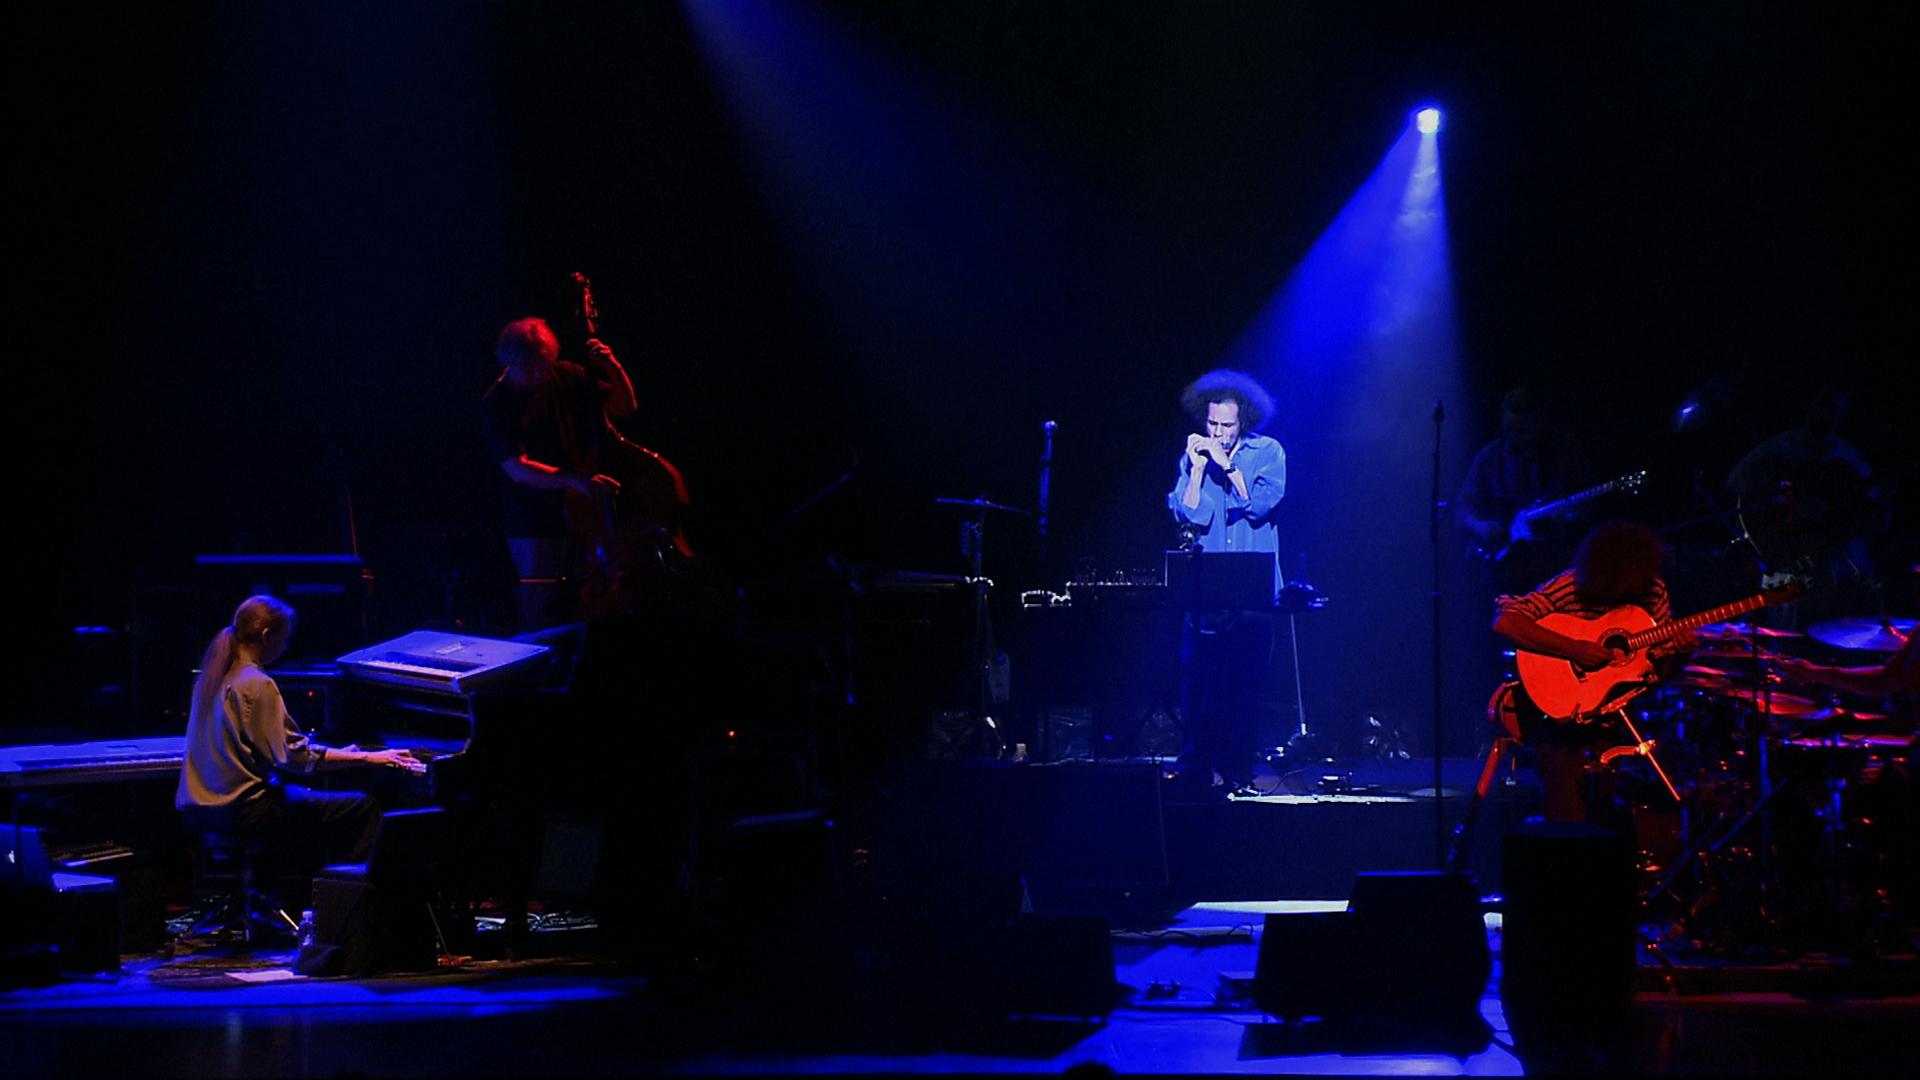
[958,507,1006,761]
[1643,774,1789,951]
[1801,692,1881,953]
[1745,619,1782,943]
[1643,621,1788,952]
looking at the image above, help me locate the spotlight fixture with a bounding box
[1414,107,1442,135]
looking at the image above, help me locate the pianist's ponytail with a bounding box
[189,595,296,723]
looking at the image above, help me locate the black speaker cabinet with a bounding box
[1254,871,1489,1027]
[302,875,436,977]
[999,913,1117,1019]
[1253,910,1363,1019]
[1501,821,1636,1036]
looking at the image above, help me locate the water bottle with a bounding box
[297,909,316,951]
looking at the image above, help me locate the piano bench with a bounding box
[184,832,300,949]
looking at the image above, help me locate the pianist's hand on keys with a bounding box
[341,745,429,776]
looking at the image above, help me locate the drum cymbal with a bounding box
[1711,689,1822,718]
[1691,642,1786,661]
[1697,621,1802,641]
[1806,617,1915,653]
[933,497,1035,517]
[1672,666,1784,691]
[1779,732,1916,751]
[1672,665,1735,689]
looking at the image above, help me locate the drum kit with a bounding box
[1627,615,1915,957]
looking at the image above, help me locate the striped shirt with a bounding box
[1496,569,1670,625]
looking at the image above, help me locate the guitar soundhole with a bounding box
[1599,631,1629,660]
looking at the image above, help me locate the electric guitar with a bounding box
[1515,580,1805,720]
[1480,470,1647,564]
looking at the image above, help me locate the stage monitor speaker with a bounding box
[1252,910,1362,1019]
[298,809,449,977]
[1500,820,1636,1036]
[298,875,437,977]
[1347,870,1489,1022]
[998,913,1117,1019]
[1253,871,1489,1028]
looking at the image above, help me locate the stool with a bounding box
[185,831,300,947]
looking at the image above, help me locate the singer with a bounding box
[1166,369,1286,797]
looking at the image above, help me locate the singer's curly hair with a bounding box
[1180,369,1274,431]
[1573,521,1669,604]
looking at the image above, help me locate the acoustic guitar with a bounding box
[1515,580,1805,720]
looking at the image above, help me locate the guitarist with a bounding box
[482,315,639,631]
[1457,387,1586,588]
[1491,522,1698,823]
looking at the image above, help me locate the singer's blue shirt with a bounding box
[1168,433,1287,566]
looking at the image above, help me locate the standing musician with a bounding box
[177,596,421,881]
[1726,386,1881,623]
[1167,369,1286,796]
[1457,387,1588,588]
[1491,522,1698,823]
[482,315,639,631]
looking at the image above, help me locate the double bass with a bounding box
[560,272,705,619]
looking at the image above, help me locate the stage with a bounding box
[7,895,1918,1077]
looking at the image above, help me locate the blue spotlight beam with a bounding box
[1217,118,1472,774]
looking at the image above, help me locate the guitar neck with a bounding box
[1625,593,1773,652]
[1523,476,1626,521]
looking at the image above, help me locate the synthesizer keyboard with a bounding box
[0,736,187,789]
[337,631,552,696]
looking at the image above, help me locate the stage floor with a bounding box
[7,899,1917,1077]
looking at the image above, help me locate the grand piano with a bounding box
[327,629,580,957]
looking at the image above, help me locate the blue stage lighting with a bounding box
[1415,107,1442,134]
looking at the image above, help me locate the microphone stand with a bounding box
[779,456,860,531]
[1037,421,1056,580]
[1430,400,1447,870]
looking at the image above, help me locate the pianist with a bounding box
[1166,369,1287,797]
[177,595,420,869]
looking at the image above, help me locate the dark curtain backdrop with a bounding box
[13,2,1914,742]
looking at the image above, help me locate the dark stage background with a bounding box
[13,2,1914,749]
